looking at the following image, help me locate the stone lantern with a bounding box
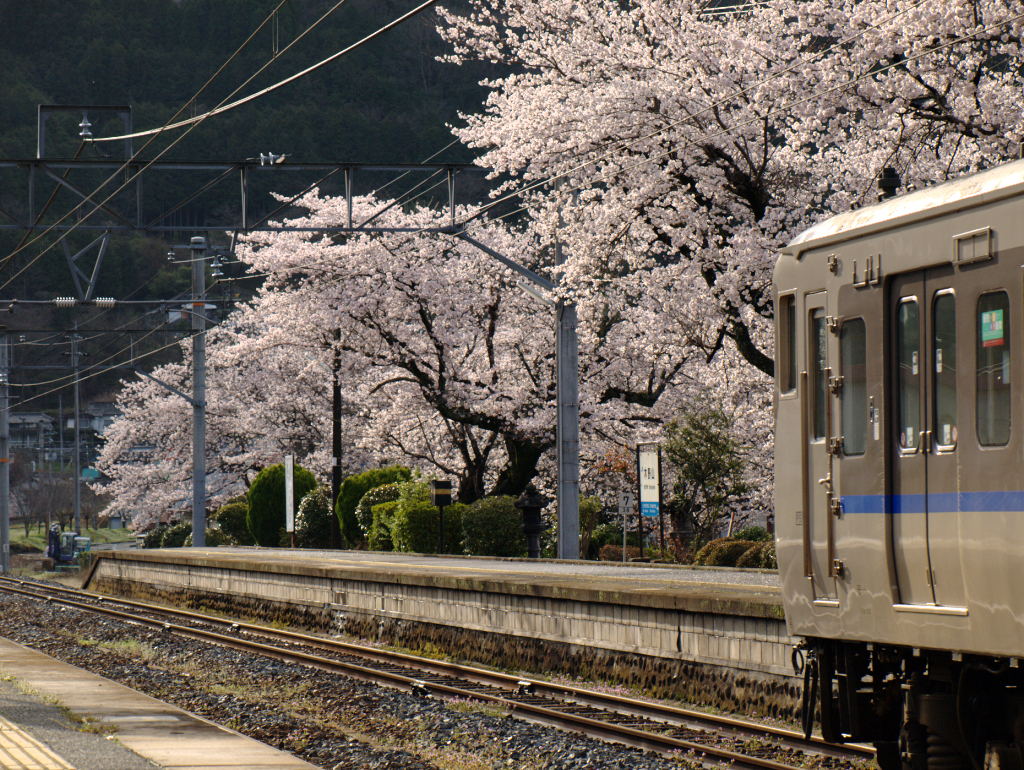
[515,484,549,559]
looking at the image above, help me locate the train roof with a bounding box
[784,158,1024,256]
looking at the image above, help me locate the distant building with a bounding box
[10,412,55,450]
[65,401,122,435]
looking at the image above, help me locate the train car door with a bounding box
[889,267,965,607]
[806,290,837,601]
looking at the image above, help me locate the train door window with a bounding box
[977,290,1011,446]
[810,309,828,439]
[779,294,796,394]
[932,291,957,449]
[840,318,866,455]
[896,299,920,453]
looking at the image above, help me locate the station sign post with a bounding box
[637,443,663,558]
[284,455,295,548]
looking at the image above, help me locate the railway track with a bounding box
[0,576,873,770]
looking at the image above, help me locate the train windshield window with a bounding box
[779,295,796,393]
[933,292,957,448]
[840,319,866,455]
[977,291,1011,446]
[810,310,828,439]
[896,300,920,452]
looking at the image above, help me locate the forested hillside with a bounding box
[0,0,495,408]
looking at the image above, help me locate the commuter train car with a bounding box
[774,158,1024,770]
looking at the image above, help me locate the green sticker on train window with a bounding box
[982,309,1004,347]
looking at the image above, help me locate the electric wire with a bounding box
[5,3,1017,415]
[0,0,439,298]
[0,0,291,279]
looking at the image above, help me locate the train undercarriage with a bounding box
[801,639,1024,770]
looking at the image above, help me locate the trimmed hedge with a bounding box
[391,499,465,555]
[368,501,399,551]
[730,525,771,542]
[214,501,254,545]
[161,522,192,548]
[295,485,338,549]
[183,527,229,547]
[461,496,526,557]
[247,463,318,547]
[141,526,166,549]
[693,538,759,567]
[356,482,403,534]
[335,466,412,545]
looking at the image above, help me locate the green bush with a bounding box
[295,485,338,549]
[368,501,399,551]
[161,521,193,548]
[588,523,624,560]
[391,499,465,554]
[214,501,254,545]
[335,466,412,545]
[141,526,166,549]
[735,541,767,568]
[730,525,771,542]
[356,482,403,534]
[183,528,229,547]
[694,538,759,567]
[462,496,526,557]
[759,540,778,569]
[247,463,318,547]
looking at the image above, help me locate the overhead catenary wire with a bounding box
[6,1,1016,410]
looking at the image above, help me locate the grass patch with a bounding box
[443,697,510,719]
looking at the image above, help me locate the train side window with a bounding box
[977,291,1011,446]
[896,299,920,452]
[933,292,957,448]
[840,318,866,455]
[779,295,796,393]
[810,309,828,440]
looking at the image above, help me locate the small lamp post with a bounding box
[430,479,452,554]
[515,484,549,559]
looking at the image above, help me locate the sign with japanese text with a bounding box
[638,447,660,518]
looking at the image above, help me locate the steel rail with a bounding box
[0,577,870,769]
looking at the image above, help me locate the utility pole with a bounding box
[554,236,580,561]
[331,327,344,548]
[191,236,207,547]
[72,323,81,533]
[0,331,9,573]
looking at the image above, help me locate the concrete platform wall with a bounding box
[87,552,800,718]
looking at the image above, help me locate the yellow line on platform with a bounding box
[0,715,75,770]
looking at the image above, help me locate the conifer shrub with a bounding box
[335,466,412,545]
[214,501,254,545]
[247,463,317,547]
[368,501,399,551]
[461,496,526,557]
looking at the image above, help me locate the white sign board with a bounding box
[284,454,295,533]
[638,447,660,518]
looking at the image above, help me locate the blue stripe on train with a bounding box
[840,491,1024,514]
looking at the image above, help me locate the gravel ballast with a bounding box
[0,589,707,770]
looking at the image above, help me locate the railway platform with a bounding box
[83,548,796,716]
[0,636,317,770]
